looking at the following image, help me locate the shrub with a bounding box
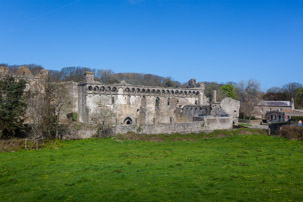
[279,125,303,140]
[72,113,78,121]
[136,126,142,133]
[95,127,113,138]
[290,116,303,121]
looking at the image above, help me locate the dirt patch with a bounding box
[238,130,253,135]
[237,129,267,135]
[0,139,24,152]
[216,134,228,138]
[149,137,164,142]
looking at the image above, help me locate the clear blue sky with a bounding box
[1,0,303,89]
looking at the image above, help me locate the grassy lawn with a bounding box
[1,131,303,202]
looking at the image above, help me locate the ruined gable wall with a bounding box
[0,66,48,93]
[220,97,240,124]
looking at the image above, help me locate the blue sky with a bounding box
[1,0,303,89]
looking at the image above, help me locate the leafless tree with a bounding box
[27,90,46,139]
[90,104,116,137]
[236,80,261,119]
[27,81,71,139]
[282,82,302,99]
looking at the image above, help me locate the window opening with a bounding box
[124,117,133,125]
[155,97,160,110]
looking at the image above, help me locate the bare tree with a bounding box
[236,80,261,119]
[282,82,302,100]
[90,105,116,137]
[27,90,46,139]
[27,81,71,139]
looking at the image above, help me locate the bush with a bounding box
[290,116,303,121]
[279,125,303,140]
[95,127,113,138]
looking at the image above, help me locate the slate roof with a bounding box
[258,101,291,107]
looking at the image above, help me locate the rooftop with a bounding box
[258,101,291,107]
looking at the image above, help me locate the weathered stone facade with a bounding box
[69,72,240,135]
[1,67,241,137]
[253,100,295,119]
[0,65,48,93]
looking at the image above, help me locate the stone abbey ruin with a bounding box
[0,66,240,138]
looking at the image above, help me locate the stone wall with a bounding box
[63,129,97,139]
[1,67,239,138]
[80,77,207,126]
[115,117,232,135]
[60,116,233,139]
[220,97,240,124]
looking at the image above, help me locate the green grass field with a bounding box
[1,131,303,202]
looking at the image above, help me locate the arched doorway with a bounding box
[124,117,133,125]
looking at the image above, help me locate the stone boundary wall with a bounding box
[115,117,232,135]
[63,129,96,139]
[239,119,262,125]
[64,117,232,139]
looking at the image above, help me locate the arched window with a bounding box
[124,117,133,125]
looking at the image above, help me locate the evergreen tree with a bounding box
[0,75,27,138]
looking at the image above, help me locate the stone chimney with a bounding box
[213,90,217,103]
[291,97,295,110]
[85,71,95,83]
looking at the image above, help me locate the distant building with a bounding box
[266,110,303,123]
[253,99,295,119]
